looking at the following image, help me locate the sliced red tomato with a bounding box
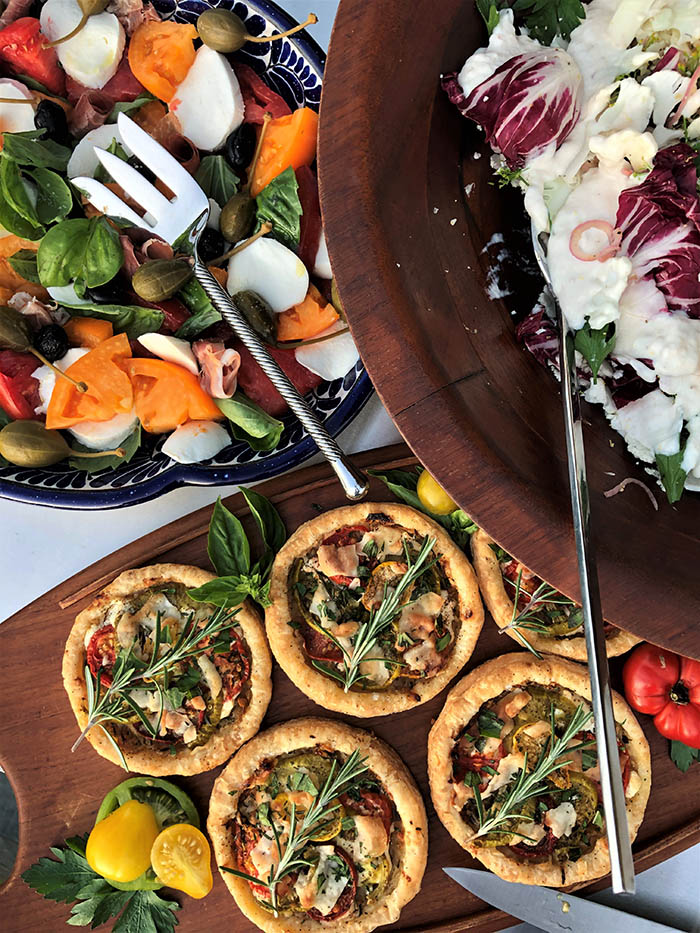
[509,828,557,860]
[213,631,251,701]
[235,342,322,416]
[307,845,357,922]
[0,17,66,96]
[295,165,321,271]
[452,736,504,791]
[86,624,116,687]
[300,617,343,663]
[234,62,291,123]
[322,525,368,548]
[0,350,41,420]
[339,788,393,838]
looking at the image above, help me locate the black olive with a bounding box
[34,100,70,146]
[33,324,68,363]
[86,279,126,304]
[224,123,257,174]
[127,155,156,184]
[197,227,226,263]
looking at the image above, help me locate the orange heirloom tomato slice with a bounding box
[250,107,318,197]
[63,317,114,349]
[276,284,339,342]
[122,358,224,434]
[128,21,197,103]
[46,333,133,429]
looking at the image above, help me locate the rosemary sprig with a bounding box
[222,749,369,914]
[319,535,436,692]
[500,568,579,659]
[73,604,239,766]
[473,703,594,838]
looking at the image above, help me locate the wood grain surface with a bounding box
[317,0,700,659]
[0,444,698,933]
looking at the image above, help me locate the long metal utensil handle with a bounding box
[557,307,635,894]
[193,259,369,500]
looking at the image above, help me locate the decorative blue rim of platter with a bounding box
[0,0,374,510]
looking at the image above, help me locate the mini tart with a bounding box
[428,652,651,887]
[471,529,641,660]
[265,503,484,716]
[208,717,428,933]
[62,563,272,776]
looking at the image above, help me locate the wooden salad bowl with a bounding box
[317,0,700,659]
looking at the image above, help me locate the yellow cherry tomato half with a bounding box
[416,469,457,515]
[150,824,213,899]
[86,800,160,884]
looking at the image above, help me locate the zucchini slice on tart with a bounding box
[471,529,640,660]
[208,717,427,933]
[62,563,271,775]
[265,503,484,716]
[428,652,651,887]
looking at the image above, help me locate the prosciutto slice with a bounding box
[193,340,241,399]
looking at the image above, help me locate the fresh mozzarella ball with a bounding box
[161,421,230,463]
[34,348,89,414]
[312,229,332,279]
[0,79,36,135]
[67,124,131,179]
[294,320,359,381]
[40,0,125,90]
[69,410,138,450]
[137,333,198,375]
[169,46,244,151]
[227,237,309,313]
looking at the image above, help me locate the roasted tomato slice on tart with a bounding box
[208,718,427,933]
[265,503,484,717]
[428,653,651,887]
[62,563,271,775]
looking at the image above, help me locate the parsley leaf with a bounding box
[476,0,501,34]
[574,321,616,380]
[512,0,585,43]
[670,739,700,773]
[656,443,688,505]
[22,841,96,903]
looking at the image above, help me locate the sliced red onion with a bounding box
[569,220,622,262]
[669,61,700,126]
[603,477,659,510]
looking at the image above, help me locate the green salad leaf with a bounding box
[574,320,616,380]
[109,92,157,121]
[1,129,71,171]
[215,393,284,452]
[175,278,221,340]
[656,443,687,505]
[255,165,303,249]
[476,0,585,43]
[62,302,163,339]
[7,249,41,283]
[69,426,141,473]
[30,167,73,226]
[195,155,240,207]
[207,496,251,577]
[37,217,124,290]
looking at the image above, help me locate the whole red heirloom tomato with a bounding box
[623,643,700,749]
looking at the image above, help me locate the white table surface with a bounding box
[0,2,698,930]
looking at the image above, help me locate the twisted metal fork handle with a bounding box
[193,259,369,500]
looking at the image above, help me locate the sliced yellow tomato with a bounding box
[150,824,213,899]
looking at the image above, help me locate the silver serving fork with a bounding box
[73,113,368,500]
[530,221,635,894]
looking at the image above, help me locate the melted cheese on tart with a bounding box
[317,543,359,578]
[544,802,577,838]
[293,845,349,916]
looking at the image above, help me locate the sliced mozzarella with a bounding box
[313,229,332,279]
[169,46,244,151]
[137,333,198,375]
[544,801,577,839]
[482,752,525,799]
[197,655,223,698]
[0,79,36,135]
[47,284,91,305]
[40,0,125,90]
[160,420,230,464]
[227,236,308,313]
[67,124,130,179]
[294,320,359,380]
[69,410,138,451]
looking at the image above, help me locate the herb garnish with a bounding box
[222,750,369,914]
[476,0,585,44]
[574,320,616,381]
[501,568,579,659]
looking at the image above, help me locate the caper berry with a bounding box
[197,227,226,264]
[196,8,249,53]
[132,259,193,303]
[0,420,71,467]
[86,278,126,304]
[34,324,68,362]
[224,123,256,174]
[233,290,276,344]
[34,100,70,146]
[220,191,256,243]
[127,154,156,184]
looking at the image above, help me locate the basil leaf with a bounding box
[109,92,157,121]
[175,278,221,340]
[240,485,287,572]
[255,166,302,249]
[574,321,616,380]
[208,496,251,576]
[656,445,687,505]
[0,156,41,225]
[29,167,73,225]
[38,217,124,289]
[7,249,40,283]
[0,191,43,239]
[187,576,250,608]
[215,393,283,452]
[1,130,70,171]
[62,303,163,339]
[68,426,141,473]
[477,708,504,739]
[670,739,700,773]
[195,155,239,207]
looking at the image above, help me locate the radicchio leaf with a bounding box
[616,143,700,317]
[444,48,582,169]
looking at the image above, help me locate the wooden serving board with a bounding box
[1,443,699,933]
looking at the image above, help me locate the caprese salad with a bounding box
[0,0,357,471]
[446,0,700,503]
